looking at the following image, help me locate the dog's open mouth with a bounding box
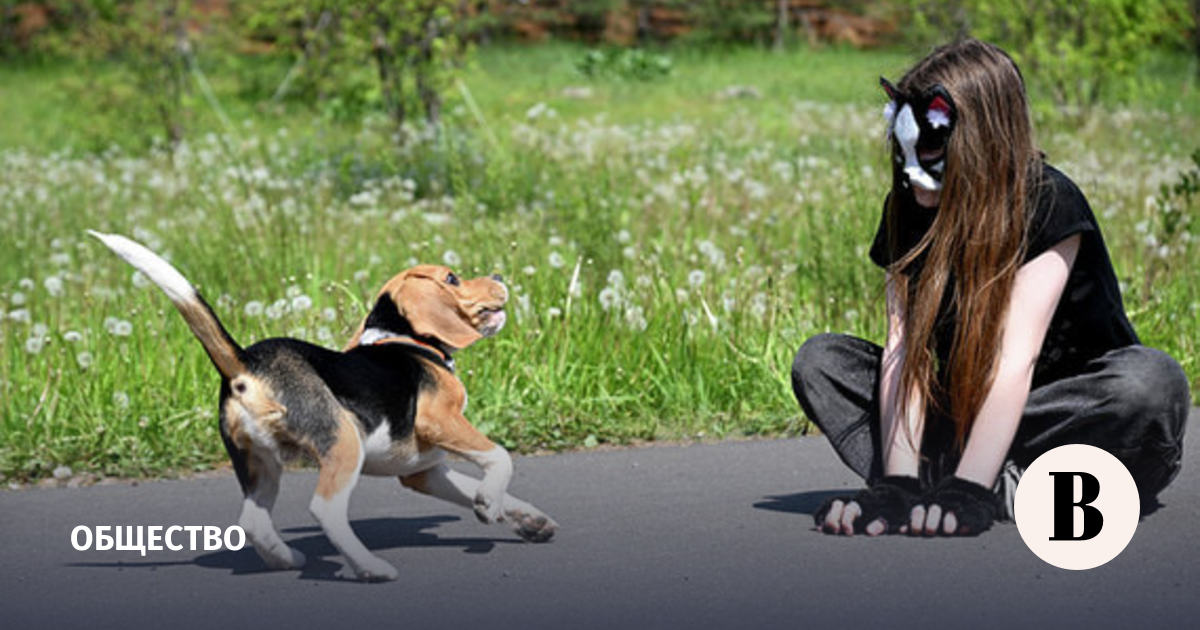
[477,307,507,336]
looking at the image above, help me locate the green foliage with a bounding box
[898,0,1191,112]
[231,1,472,132]
[575,47,673,81]
[29,0,199,149]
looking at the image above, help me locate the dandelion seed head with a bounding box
[24,337,44,355]
[599,287,621,311]
[11,291,26,306]
[76,351,94,369]
[322,307,337,322]
[291,295,313,311]
[112,391,130,409]
[131,271,150,289]
[687,270,706,287]
[44,276,64,296]
[244,301,264,317]
[548,251,565,269]
[64,330,83,342]
[443,250,462,267]
[266,299,287,320]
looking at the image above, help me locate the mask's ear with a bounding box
[879,76,900,100]
[924,84,957,129]
[395,279,482,351]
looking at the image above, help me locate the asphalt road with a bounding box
[3,410,1198,629]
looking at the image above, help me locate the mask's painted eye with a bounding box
[445,273,460,286]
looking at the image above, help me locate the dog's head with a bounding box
[346,265,508,353]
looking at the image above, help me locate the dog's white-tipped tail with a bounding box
[88,230,246,379]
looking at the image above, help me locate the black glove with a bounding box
[923,476,999,536]
[814,475,923,534]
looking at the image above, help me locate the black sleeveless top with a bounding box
[868,163,1138,386]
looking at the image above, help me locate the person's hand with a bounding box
[904,476,999,536]
[814,475,923,536]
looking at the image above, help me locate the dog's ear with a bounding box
[395,278,483,351]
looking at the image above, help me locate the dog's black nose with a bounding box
[491,273,504,283]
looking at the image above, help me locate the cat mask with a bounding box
[881,77,957,192]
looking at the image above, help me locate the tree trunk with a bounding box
[417,15,441,127]
[773,0,788,52]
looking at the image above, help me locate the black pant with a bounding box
[790,333,1190,510]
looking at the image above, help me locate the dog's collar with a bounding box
[359,329,455,372]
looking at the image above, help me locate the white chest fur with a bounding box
[359,421,446,477]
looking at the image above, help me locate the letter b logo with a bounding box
[1048,472,1104,541]
[1015,445,1139,570]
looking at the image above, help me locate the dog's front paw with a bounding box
[352,556,399,582]
[473,492,503,524]
[512,513,558,543]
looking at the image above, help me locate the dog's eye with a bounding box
[445,273,460,286]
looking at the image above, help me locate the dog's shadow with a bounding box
[753,490,846,516]
[66,515,522,581]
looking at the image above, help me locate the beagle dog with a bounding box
[90,231,557,581]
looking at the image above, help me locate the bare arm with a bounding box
[880,273,923,478]
[954,234,1080,487]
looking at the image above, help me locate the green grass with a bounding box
[1,43,1197,481]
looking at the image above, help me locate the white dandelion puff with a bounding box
[322,307,337,322]
[9,308,30,324]
[291,295,313,311]
[17,278,33,291]
[76,351,94,370]
[11,291,26,306]
[687,270,706,288]
[131,271,150,289]
[599,287,621,311]
[244,301,264,317]
[266,299,287,320]
[64,330,83,342]
[607,270,625,288]
[44,276,64,296]
[112,391,130,410]
[24,337,44,355]
[548,251,565,269]
[522,265,536,276]
[443,250,462,267]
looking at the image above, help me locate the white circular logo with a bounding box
[1014,444,1139,570]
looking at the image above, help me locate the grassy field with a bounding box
[1,43,1197,482]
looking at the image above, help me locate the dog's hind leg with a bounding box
[237,453,307,569]
[309,411,398,581]
[401,463,558,542]
[222,404,305,570]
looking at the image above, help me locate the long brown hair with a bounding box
[886,39,1042,448]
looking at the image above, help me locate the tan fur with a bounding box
[177,300,245,378]
[414,364,495,454]
[399,469,430,493]
[222,374,288,451]
[315,411,362,499]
